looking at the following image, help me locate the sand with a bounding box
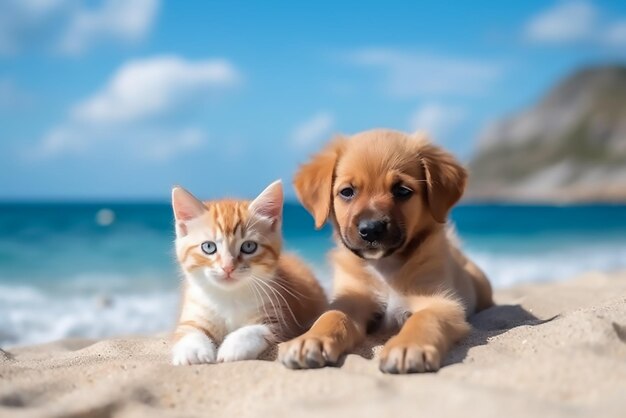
[2,272,626,418]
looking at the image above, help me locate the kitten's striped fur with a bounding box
[171,180,327,365]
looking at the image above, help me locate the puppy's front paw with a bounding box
[278,334,343,369]
[172,332,217,366]
[379,337,441,374]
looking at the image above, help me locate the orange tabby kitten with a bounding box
[171,180,327,365]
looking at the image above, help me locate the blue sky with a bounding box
[1,0,625,200]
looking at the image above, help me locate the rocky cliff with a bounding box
[467,66,626,202]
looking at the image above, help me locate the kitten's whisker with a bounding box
[269,279,303,303]
[254,278,289,334]
[257,277,302,329]
[250,281,273,328]
[252,277,286,335]
[255,277,291,334]
[245,281,262,320]
[271,285,302,329]
[251,278,276,325]
[271,278,316,301]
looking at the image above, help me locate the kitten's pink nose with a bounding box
[222,265,235,276]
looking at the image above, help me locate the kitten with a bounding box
[171,180,327,365]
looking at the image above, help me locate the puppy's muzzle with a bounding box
[358,219,388,243]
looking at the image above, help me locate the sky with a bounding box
[0,0,625,201]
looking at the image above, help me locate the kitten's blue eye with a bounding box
[240,241,258,255]
[201,241,217,255]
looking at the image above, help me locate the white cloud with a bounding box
[72,56,241,124]
[409,103,465,140]
[347,48,502,97]
[289,112,334,149]
[0,0,159,55]
[0,0,68,54]
[142,128,206,162]
[29,55,241,161]
[604,21,626,46]
[525,1,596,43]
[34,125,86,158]
[524,1,626,47]
[31,125,207,162]
[58,0,159,54]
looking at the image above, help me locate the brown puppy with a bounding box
[278,129,493,374]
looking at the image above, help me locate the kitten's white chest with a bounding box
[216,296,260,332]
[186,279,262,336]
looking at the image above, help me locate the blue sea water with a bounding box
[1,202,625,347]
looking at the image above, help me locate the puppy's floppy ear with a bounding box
[293,137,345,229]
[415,134,467,223]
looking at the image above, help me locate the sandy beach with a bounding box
[2,272,625,418]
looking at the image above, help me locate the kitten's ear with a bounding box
[172,186,206,222]
[249,180,283,224]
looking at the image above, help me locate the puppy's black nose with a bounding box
[358,220,387,243]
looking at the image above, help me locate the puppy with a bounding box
[278,129,493,374]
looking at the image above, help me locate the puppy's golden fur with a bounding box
[279,129,493,374]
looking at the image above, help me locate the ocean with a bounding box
[1,202,625,347]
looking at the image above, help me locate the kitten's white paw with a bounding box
[217,325,272,362]
[172,332,217,366]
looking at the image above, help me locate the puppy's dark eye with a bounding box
[392,184,413,200]
[339,187,355,199]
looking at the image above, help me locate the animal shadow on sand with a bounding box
[345,304,557,368]
[445,304,557,366]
